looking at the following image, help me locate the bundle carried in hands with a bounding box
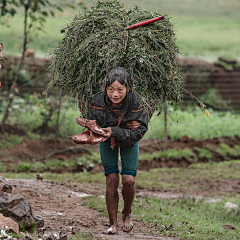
[48,0,184,119]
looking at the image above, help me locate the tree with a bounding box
[0,0,86,130]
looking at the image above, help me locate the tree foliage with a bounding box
[0,0,86,127]
[0,0,86,30]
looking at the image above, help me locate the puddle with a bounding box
[137,191,222,203]
[130,233,174,239]
[203,198,222,203]
[41,210,59,216]
[97,232,174,240]
[67,191,92,198]
[137,191,184,199]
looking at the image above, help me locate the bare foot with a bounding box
[107,225,118,234]
[122,211,133,232]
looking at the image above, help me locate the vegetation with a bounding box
[144,107,240,140]
[136,160,240,191]
[4,172,106,188]
[153,148,196,161]
[199,88,232,111]
[2,142,240,173]
[0,162,6,172]
[216,143,240,159]
[84,195,240,240]
[48,0,183,118]
[0,134,23,148]
[1,96,240,146]
[0,0,84,130]
[195,147,213,161]
[3,151,101,173]
[3,160,240,239]
[0,95,85,142]
[4,160,240,192]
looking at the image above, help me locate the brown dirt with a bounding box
[0,124,26,136]
[7,178,178,240]
[4,167,240,240]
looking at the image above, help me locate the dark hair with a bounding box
[104,67,135,117]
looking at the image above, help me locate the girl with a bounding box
[88,67,148,234]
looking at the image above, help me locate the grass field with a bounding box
[84,195,240,240]
[4,160,240,192]
[1,95,240,144]
[145,106,240,140]
[1,0,240,61]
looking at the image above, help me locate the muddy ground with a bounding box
[1,135,240,171]
[1,136,240,239]
[8,178,179,240]
[5,175,240,240]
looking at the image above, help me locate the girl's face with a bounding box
[106,80,129,107]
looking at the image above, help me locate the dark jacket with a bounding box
[88,93,148,148]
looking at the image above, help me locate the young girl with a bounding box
[88,67,148,234]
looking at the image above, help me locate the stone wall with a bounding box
[179,58,240,110]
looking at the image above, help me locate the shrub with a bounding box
[153,148,196,160]
[195,147,213,161]
[216,143,240,158]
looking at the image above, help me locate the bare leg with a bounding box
[122,175,135,232]
[106,173,119,234]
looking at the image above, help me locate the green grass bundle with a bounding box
[48,0,184,118]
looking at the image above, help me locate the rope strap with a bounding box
[89,105,143,149]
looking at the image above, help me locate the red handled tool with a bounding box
[126,16,164,30]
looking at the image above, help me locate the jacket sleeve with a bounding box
[87,107,102,127]
[110,111,148,144]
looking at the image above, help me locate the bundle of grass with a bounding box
[48,0,184,119]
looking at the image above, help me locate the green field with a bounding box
[84,194,240,240]
[4,160,240,192]
[0,0,240,61]
[1,96,240,145]
[145,107,240,140]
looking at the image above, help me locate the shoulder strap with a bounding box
[89,105,108,111]
[132,107,144,113]
[89,104,143,149]
[89,104,143,114]
[90,104,122,126]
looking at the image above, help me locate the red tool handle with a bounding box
[126,16,164,30]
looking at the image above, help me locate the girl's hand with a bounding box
[125,121,141,130]
[102,127,112,142]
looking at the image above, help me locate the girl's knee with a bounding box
[122,175,135,187]
[106,173,119,188]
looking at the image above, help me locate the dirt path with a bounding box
[8,178,178,240]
